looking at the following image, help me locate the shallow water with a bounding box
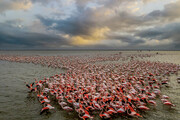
[0,51,180,120]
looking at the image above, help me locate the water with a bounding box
[0,51,180,120]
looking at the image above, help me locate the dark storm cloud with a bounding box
[36,10,144,37]
[35,0,180,50]
[136,23,180,40]
[30,0,54,5]
[36,10,96,36]
[136,29,163,38]
[136,22,180,49]
[105,12,145,31]
[36,0,140,36]
[107,34,145,45]
[0,23,68,49]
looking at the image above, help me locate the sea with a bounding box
[0,51,180,120]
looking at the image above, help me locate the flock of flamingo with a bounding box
[0,52,179,120]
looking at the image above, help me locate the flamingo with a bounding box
[163,101,175,107]
[85,106,94,111]
[128,108,142,117]
[79,114,93,120]
[106,107,117,115]
[138,105,150,110]
[62,106,73,112]
[58,101,67,108]
[161,95,169,99]
[40,107,49,115]
[43,96,50,103]
[99,112,111,119]
[93,102,102,110]
[148,100,157,106]
[117,106,125,114]
[40,104,55,115]
[25,82,35,92]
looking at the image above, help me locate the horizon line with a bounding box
[0,48,180,51]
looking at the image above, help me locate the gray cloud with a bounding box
[136,22,180,49]
[36,9,96,36]
[0,0,32,13]
[36,0,143,36]
[145,1,180,22]
[34,0,180,50]
[107,34,145,45]
[142,0,155,3]
[0,23,68,49]
[0,0,180,50]
[36,8,143,36]
[136,29,163,38]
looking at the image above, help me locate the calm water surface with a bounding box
[0,51,180,120]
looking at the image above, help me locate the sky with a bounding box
[0,0,180,50]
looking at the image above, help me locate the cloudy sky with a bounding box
[0,0,180,50]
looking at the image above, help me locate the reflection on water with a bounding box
[0,51,180,120]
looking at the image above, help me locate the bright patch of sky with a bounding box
[86,2,103,9]
[0,0,76,26]
[138,0,177,14]
[0,10,33,26]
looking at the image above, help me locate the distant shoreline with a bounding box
[0,49,180,51]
